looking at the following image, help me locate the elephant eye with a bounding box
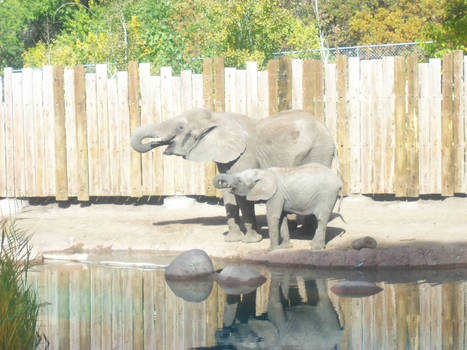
[176,124,185,132]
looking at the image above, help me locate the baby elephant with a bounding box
[213,163,343,250]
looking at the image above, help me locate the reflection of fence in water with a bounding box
[29,265,467,349]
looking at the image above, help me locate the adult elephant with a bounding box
[130,108,335,243]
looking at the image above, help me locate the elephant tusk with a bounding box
[142,136,162,145]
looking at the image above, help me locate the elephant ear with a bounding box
[185,110,247,163]
[247,171,277,201]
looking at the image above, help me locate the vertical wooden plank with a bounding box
[203,58,216,196]
[129,61,142,197]
[122,269,133,350]
[213,57,225,197]
[348,57,361,194]
[291,58,303,110]
[205,284,218,346]
[431,285,443,350]
[58,270,70,350]
[150,75,163,196]
[70,269,80,350]
[22,67,36,197]
[192,74,205,195]
[96,64,110,196]
[160,66,175,196]
[383,57,396,194]
[132,269,143,350]
[181,70,193,193]
[268,60,279,115]
[154,270,166,349]
[362,293,373,347]
[102,268,112,349]
[419,63,431,194]
[442,283,455,349]
[3,68,15,197]
[172,76,184,195]
[315,60,324,122]
[12,72,25,197]
[303,59,315,116]
[442,52,454,196]
[278,56,292,111]
[0,75,5,197]
[107,77,120,196]
[224,67,237,113]
[139,63,152,196]
[117,71,131,197]
[85,73,99,196]
[246,61,258,117]
[407,284,420,349]
[53,66,68,201]
[32,69,46,197]
[453,50,465,193]
[350,298,363,350]
[383,284,397,349]
[79,268,91,350]
[407,54,419,197]
[64,68,77,197]
[324,63,337,140]
[111,269,123,350]
[91,267,103,349]
[143,271,155,349]
[372,60,385,194]
[336,55,349,195]
[43,66,56,196]
[360,60,373,194]
[74,66,89,201]
[235,70,247,114]
[430,59,442,194]
[419,283,431,350]
[395,284,408,350]
[257,70,269,118]
[394,56,407,197]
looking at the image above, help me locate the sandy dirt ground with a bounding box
[9,195,467,262]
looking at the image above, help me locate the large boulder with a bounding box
[215,266,267,295]
[165,249,214,280]
[165,278,213,302]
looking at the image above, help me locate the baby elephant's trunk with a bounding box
[213,174,236,190]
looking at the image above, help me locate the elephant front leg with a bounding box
[237,195,262,243]
[278,213,292,249]
[222,189,244,242]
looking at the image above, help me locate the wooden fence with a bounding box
[29,265,467,349]
[0,52,466,200]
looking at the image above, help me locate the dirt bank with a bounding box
[10,195,467,268]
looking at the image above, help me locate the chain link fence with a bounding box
[275,42,431,61]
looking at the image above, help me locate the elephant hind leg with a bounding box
[310,216,328,250]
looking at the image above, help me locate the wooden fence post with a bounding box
[407,54,419,197]
[303,59,315,116]
[268,60,279,115]
[453,50,465,193]
[53,66,69,201]
[203,58,217,196]
[336,55,349,195]
[278,56,292,111]
[129,61,142,197]
[74,66,89,201]
[442,53,454,196]
[213,57,225,197]
[394,56,407,197]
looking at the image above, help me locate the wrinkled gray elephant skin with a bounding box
[216,275,343,349]
[131,108,335,244]
[214,163,343,250]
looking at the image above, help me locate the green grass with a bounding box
[0,219,39,350]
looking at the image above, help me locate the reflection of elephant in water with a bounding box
[131,108,335,243]
[214,163,343,250]
[216,275,343,349]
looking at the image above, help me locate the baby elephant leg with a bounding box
[310,215,328,250]
[279,214,293,249]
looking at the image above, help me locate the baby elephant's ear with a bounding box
[247,171,277,201]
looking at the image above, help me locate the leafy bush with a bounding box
[0,219,39,350]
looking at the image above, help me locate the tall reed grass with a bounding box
[0,219,39,350]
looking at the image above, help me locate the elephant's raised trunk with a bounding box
[213,174,236,190]
[130,123,172,153]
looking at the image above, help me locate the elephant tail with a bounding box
[336,185,346,224]
[332,147,344,182]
